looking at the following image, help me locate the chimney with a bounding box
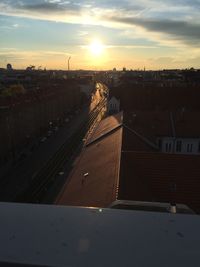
[169,203,177,214]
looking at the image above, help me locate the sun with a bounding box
[89,39,104,56]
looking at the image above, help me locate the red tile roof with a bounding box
[56,111,200,213]
[123,111,172,142]
[86,111,123,145]
[173,110,200,137]
[119,151,200,213]
[123,110,200,141]
[56,123,122,207]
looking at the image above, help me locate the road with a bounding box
[35,97,107,204]
[0,83,108,202]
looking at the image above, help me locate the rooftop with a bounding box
[123,109,200,141]
[119,151,200,213]
[57,111,200,212]
[56,114,123,207]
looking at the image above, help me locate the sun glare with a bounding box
[89,39,104,56]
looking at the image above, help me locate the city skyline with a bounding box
[0,0,200,70]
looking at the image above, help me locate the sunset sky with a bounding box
[0,0,200,70]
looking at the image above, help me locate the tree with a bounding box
[1,84,26,97]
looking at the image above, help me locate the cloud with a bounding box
[0,48,73,59]
[107,44,158,49]
[106,16,200,46]
[1,0,200,48]
[17,1,81,14]
[148,55,200,69]
[0,0,83,23]
[78,31,88,36]
[106,45,157,49]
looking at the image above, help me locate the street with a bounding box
[0,83,108,202]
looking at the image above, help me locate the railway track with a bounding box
[15,98,106,203]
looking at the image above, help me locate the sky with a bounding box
[0,0,200,70]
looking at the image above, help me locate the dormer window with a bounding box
[165,143,172,152]
[187,144,193,153]
[176,140,182,152]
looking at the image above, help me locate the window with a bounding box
[158,139,162,149]
[176,140,182,152]
[169,143,172,152]
[165,143,172,152]
[187,144,193,153]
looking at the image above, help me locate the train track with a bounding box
[15,98,106,203]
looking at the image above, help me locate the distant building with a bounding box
[78,75,95,98]
[80,84,94,98]
[107,96,120,114]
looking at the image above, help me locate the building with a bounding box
[123,110,200,155]
[0,78,82,163]
[107,96,120,115]
[78,75,95,98]
[56,112,200,213]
